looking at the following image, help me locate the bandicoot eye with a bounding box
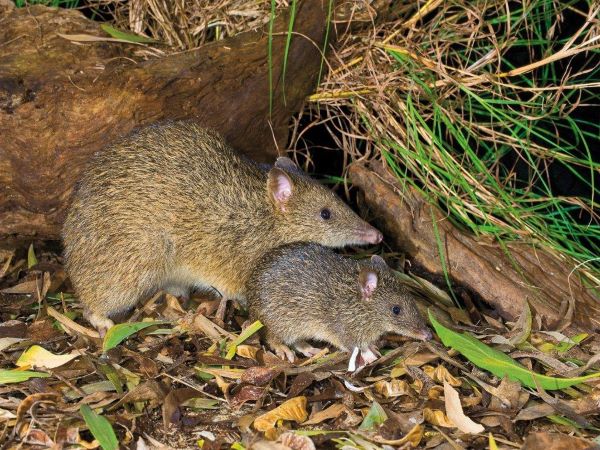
[320,208,331,220]
[392,305,401,315]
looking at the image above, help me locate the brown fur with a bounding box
[247,243,432,356]
[62,121,382,332]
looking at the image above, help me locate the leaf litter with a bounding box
[1,242,600,449]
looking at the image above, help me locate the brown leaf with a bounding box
[178,312,235,341]
[357,424,424,447]
[230,385,265,409]
[443,380,484,434]
[1,279,38,295]
[373,379,410,398]
[47,306,100,338]
[15,393,60,434]
[423,365,462,386]
[163,387,206,428]
[113,380,167,411]
[241,367,281,386]
[288,372,317,398]
[303,403,349,426]
[26,319,63,342]
[521,432,594,450]
[0,320,27,338]
[423,408,454,427]
[280,432,316,450]
[21,427,54,447]
[254,396,308,432]
[489,376,525,410]
[237,344,260,360]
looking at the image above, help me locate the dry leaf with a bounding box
[0,408,17,420]
[443,380,485,434]
[390,351,439,377]
[16,345,80,369]
[230,385,265,409]
[254,396,308,432]
[199,367,244,379]
[489,376,524,409]
[423,408,454,427]
[303,403,349,425]
[521,432,594,450]
[423,365,462,387]
[178,312,234,341]
[0,337,25,352]
[241,367,280,386]
[280,432,316,450]
[360,423,425,447]
[47,306,100,338]
[1,279,38,295]
[373,379,410,398]
[427,385,444,400]
[237,344,260,359]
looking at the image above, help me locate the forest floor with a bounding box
[1,241,600,449]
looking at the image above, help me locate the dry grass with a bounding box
[93,0,289,50]
[292,0,600,289]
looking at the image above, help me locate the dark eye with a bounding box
[320,208,331,220]
[392,305,401,315]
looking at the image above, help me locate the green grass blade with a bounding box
[225,320,264,359]
[429,310,600,390]
[281,0,297,105]
[0,369,50,384]
[27,243,37,269]
[80,404,118,450]
[267,0,276,117]
[358,401,387,430]
[102,321,168,352]
[100,24,157,44]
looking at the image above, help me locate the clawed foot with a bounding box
[271,343,296,362]
[215,297,229,323]
[86,313,114,338]
[295,342,325,358]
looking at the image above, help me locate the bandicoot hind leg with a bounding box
[84,308,115,337]
[294,341,326,358]
[265,334,296,362]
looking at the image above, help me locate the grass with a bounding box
[14,0,79,6]
[301,0,600,291]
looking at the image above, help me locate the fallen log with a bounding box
[350,162,600,332]
[0,1,329,237]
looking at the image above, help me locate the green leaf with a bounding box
[358,400,387,430]
[225,320,263,359]
[27,243,37,269]
[80,404,118,450]
[488,433,499,450]
[100,24,157,43]
[429,310,600,390]
[0,369,50,384]
[102,321,168,352]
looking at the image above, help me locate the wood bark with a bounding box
[0,1,329,237]
[350,162,600,332]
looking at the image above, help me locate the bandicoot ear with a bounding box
[359,268,378,300]
[267,167,293,212]
[370,255,388,270]
[274,156,298,172]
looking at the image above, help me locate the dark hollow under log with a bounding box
[0,1,328,238]
[350,162,600,332]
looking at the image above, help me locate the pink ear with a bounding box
[268,168,293,210]
[359,269,378,300]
